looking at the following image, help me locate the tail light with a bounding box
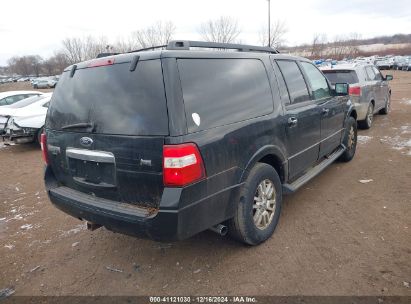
[88,58,115,68]
[40,133,49,165]
[163,143,206,187]
[349,86,361,96]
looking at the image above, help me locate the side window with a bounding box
[365,67,375,81]
[178,59,274,132]
[372,67,382,80]
[272,60,291,105]
[300,62,331,100]
[43,102,50,108]
[276,60,310,104]
[0,98,6,106]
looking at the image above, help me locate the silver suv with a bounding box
[321,63,392,129]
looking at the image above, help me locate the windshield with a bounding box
[46,60,168,136]
[322,70,359,84]
[5,94,46,108]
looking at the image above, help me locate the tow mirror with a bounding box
[385,75,393,81]
[334,83,349,96]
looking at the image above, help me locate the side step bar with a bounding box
[282,146,346,194]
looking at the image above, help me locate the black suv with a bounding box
[42,41,357,245]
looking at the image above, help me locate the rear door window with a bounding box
[372,66,383,80]
[178,59,273,132]
[47,60,168,136]
[300,62,331,100]
[276,60,310,104]
[322,70,359,84]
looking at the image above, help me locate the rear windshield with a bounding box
[322,70,359,84]
[47,60,168,136]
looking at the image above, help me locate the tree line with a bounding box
[5,17,288,77]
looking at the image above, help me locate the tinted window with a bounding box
[178,59,273,132]
[272,60,291,105]
[7,95,45,108]
[47,60,168,136]
[276,60,310,104]
[365,66,376,81]
[300,62,331,100]
[322,70,359,84]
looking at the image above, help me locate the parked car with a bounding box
[0,94,49,134]
[42,40,357,245]
[3,94,52,144]
[47,76,59,88]
[33,78,50,89]
[0,91,43,107]
[322,63,392,129]
[402,57,411,71]
[375,60,391,70]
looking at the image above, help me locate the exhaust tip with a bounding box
[209,224,228,236]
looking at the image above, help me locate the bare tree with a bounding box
[310,33,328,58]
[258,20,287,48]
[130,21,176,49]
[199,16,241,43]
[329,33,361,60]
[61,36,110,64]
[7,55,43,76]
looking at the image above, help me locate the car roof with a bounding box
[0,91,43,99]
[64,48,310,71]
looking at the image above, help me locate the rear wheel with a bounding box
[358,103,374,129]
[228,163,282,245]
[379,93,391,115]
[339,117,357,162]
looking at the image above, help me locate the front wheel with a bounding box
[339,116,357,162]
[228,163,282,245]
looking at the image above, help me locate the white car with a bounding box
[1,93,52,144]
[0,91,43,107]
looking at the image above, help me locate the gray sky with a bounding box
[1,0,410,65]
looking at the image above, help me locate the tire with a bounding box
[358,102,374,129]
[339,116,357,162]
[379,93,391,115]
[228,163,282,245]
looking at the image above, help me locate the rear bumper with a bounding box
[45,166,241,241]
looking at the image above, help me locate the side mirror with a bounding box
[385,75,393,81]
[334,83,349,96]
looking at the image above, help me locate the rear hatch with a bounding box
[46,56,168,209]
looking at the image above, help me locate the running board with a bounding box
[282,145,346,194]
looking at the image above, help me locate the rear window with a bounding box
[322,70,359,84]
[178,59,273,132]
[47,60,168,136]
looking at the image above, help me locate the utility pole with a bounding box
[268,0,271,47]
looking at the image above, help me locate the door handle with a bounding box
[322,108,330,115]
[287,117,298,127]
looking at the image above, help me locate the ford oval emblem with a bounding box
[80,137,93,147]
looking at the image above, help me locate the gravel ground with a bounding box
[0,72,410,296]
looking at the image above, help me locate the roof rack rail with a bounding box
[96,52,119,58]
[166,40,279,54]
[127,45,167,54]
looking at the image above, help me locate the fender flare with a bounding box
[240,145,288,183]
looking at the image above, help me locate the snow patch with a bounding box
[400,99,411,105]
[60,224,86,237]
[357,135,373,144]
[380,135,411,156]
[20,224,33,230]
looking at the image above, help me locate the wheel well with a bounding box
[258,154,285,183]
[350,109,357,120]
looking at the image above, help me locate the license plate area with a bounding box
[66,148,116,188]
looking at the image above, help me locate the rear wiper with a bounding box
[61,122,95,130]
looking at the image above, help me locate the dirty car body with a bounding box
[43,41,356,243]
